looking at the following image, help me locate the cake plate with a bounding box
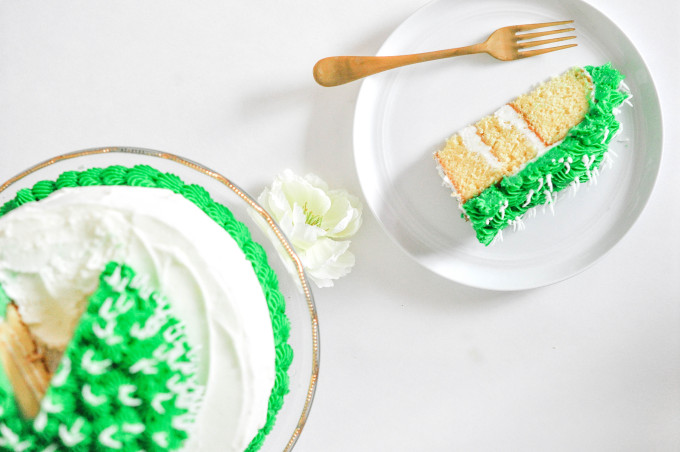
[353,0,662,290]
[0,146,319,452]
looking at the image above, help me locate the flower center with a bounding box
[302,202,323,227]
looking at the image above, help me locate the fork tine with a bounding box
[518,43,578,59]
[518,35,576,49]
[517,27,575,40]
[513,20,574,32]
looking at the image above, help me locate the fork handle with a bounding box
[313,43,486,87]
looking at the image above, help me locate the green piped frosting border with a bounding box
[0,164,293,452]
[462,63,629,245]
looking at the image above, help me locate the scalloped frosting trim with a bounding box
[462,63,629,245]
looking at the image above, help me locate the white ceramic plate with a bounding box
[354,0,662,290]
[0,148,319,451]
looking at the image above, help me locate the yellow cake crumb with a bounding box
[434,66,592,205]
[511,67,591,145]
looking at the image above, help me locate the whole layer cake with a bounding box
[0,165,292,451]
[434,63,629,245]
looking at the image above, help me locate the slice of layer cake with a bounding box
[434,63,629,245]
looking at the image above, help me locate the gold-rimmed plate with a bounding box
[0,147,319,451]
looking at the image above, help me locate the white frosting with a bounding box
[434,160,466,207]
[459,125,502,169]
[494,104,547,155]
[494,104,570,176]
[0,186,275,452]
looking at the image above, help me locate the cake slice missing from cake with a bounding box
[434,63,629,245]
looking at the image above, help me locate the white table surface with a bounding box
[1,1,678,451]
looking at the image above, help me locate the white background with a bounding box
[0,0,678,451]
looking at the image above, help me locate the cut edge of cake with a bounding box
[0,303,52,419]
[434,66,594,205]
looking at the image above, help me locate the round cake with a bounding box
[0,165,292,451]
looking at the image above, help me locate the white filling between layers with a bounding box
[493,104,566,175]
[0,186,275,452]
[459,125,502,169]
[434,162,465,207]
[494,105,547,155]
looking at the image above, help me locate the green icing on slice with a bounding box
[0,262,201,451]
[463,63,629,245]
[0,164,292,452]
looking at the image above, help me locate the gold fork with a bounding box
[313,20,577,87]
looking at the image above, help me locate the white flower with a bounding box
[251,169,362,288]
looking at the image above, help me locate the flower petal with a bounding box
[303,172,330,191]
[281,179,331,217]
[300,238,355,288]
[323,190,363,238]
[263,182,292,220]
[286,204,326,249]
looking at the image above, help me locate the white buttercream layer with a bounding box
[493,104,566,174]
[494,105,547,155]
[0,186,275,452]
[459,125,502,169]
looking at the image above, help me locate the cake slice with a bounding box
[434,63,629,245]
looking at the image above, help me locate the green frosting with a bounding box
[0,262,201,451]
[462,63,629,245]
[0,165,292,451]
[0,286,8,397]
[0,286,9,319]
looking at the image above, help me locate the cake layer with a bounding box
[0,184,278,451]
[434,66,593,207]
[435,132,503,202]
[0,303,51,419]
[476,112,538,174]
[511,67,592,145]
